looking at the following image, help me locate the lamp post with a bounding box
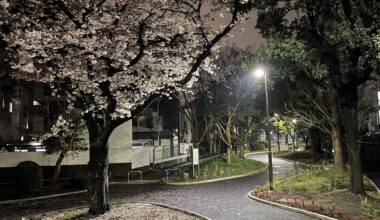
[274,113,281,152]
[254,68,274,191]
[292,119,297,151]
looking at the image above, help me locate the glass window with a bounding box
[378,91,380,106]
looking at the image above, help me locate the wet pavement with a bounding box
[110,152,312,220]
[0,152,314,220]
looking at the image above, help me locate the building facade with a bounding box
[0,79,192,181]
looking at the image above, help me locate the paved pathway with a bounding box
[110,152,312,220]
[0,153,314,220]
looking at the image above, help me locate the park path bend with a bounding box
[0,152,313,220]
[111,152,313,220]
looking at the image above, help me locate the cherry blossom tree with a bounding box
[43,109,87,185]
[0,0,253,213]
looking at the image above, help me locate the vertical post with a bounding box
[264,73,274,191]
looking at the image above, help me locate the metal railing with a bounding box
[150,144,189,165]
[127,171,142,183]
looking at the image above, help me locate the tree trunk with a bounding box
[340,86,364,194]
[52,151,66,185]
[240,143,244,158]
[226,122,232,164]
[329,88,345,170]
[290,134,295,152]
[226,145,231,164]
[330,124,344,170]
[87,124,113,215]
[304,134,310,150]
[310,128,322,160]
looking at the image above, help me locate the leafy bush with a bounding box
[14,161,43,195]
[250,141,267,151]
[259,140,269,148]
[249,143,265,150]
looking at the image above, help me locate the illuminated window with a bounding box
[2,98,4,108]
[9,102,12,113]
[33,101,41,106]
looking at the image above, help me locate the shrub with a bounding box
[14,161,43,195]
[259,140,269,148]
[250,142,266,151]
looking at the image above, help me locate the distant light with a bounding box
[33,101,41,106]
[26,112,29,129]
[2,98,4,108]
[9,102,12,113]
[20,136,24,141]
[254,68,265,78]
[30,141,42,146]
[292,119,297,123]
[274,113,279,118]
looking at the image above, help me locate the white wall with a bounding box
[108,120,133,150]
[0,120,135,168]
[0,120,185,169]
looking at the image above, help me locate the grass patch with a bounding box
[169,154,266,183]
[254,166,380,219]
[276,167,375,193]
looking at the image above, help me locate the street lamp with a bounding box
[292,119,297,150]
[254,68,274,191]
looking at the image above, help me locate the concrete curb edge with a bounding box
[0,190,87,205]
[164,166,268,186]
[0,180,166,205]
[243,151,269,157]
[367,178,380,194]
[272,155,310,167]
[246,192,338,220]
[141,201,211,220]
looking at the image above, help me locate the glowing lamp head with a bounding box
[254,68,265,78]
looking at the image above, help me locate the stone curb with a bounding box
[246,192,338,220]
[164,166,268,186]
[110,180,161,185]
[0,180,167,205]
[141,201,211,220]
[0,190,87,205]
[244,151,269,156]
[272,155,310,167]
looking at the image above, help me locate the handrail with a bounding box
[127,171,142,183]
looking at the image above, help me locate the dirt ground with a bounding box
[6,202,202,220]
